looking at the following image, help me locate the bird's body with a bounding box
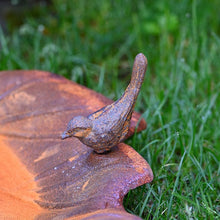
[62,53,148,153]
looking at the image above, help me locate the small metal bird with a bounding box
[62,53,147,153]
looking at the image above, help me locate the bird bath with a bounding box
[0,55,153,219]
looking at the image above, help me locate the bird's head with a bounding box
[61,116,92,139]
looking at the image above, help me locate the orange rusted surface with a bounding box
[0,137,43,219]
[0,70,153,219]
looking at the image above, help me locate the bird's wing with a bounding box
[88,103,114,120]
[119,114,132,142]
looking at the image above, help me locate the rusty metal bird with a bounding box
[61,53,148,153]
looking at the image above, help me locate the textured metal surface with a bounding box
[0,69,153,219]
[62,53,148,153]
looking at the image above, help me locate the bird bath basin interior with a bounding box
[0,69,153,219]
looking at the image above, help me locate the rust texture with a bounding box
[0,69,153,219]
[62,53,148,153]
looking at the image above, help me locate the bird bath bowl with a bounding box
[0,68,153,219]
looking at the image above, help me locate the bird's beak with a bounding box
[61,130,72,139]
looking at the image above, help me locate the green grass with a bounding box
[0,0,219,219]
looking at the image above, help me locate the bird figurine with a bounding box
[61,53,148,153]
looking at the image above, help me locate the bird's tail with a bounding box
[129,53,148,91]
[111,53,147,125]
[114,53,147,131]
[118,53,147,113]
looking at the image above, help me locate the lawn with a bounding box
[0,0,219,219]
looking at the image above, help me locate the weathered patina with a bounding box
[62,53,148,153]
